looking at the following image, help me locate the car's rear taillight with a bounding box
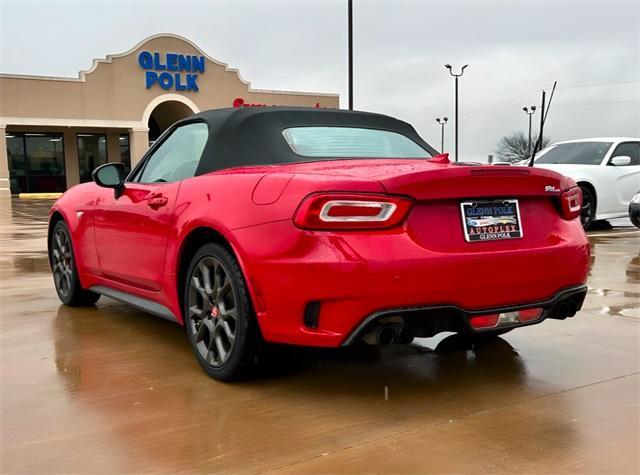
[294,193,414,230]
[470,307,543,330]
[558,186,582,220]
[469,314,500,329]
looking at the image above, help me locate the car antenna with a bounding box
[529,80,557,167]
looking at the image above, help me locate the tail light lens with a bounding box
[517,308,543,323]
[470,307,543,330]
[294,193,414,230]
[469,314,500,329]
[558,186,582,220]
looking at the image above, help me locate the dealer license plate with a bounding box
[460,199,523,242]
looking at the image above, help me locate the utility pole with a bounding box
[348,0,353,110]
[445,64,468,162]
[529,81,557,167]
[529,90,546,167]
[522,106,536,158]
[435,117,448,153]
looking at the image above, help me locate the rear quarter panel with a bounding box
[164,169,385,323]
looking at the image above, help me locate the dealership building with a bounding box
[0,34,339,196]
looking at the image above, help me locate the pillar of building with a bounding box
[129,128,149,168]
[107,131,121,163]
[0,125,9,197]
[63,128,80,188]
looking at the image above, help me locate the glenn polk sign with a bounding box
[138,51,205,91]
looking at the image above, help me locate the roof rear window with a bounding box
[282,127,430,158]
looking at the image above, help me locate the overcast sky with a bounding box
[1,0,638,159]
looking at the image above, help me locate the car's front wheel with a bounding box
[184,243,261,381]
[49,220,100,306]
[580,185,596,230]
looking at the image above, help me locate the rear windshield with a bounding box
[282,127,430,158]
[535,142,612,165]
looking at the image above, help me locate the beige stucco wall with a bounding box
[0,34,338,122]
[0,33,339,195]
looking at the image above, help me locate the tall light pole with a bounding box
[435,117,448,153]
[445,64,468,162]
[348,0,353,110]
[523,106,536,158]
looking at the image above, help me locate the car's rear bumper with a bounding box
[341,284,588,346]
[232,219,590,347]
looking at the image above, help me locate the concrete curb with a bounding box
[18,193,63,199]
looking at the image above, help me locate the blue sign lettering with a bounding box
[138,50,204,92]
[138,51,153,69]
[145,71,158,88]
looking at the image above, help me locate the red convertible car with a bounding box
[49,107,589,380]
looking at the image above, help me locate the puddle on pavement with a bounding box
[626,255,639,283]
[596,303,640,319]
[589,287,640,299]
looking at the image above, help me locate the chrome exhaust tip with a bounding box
[389,323,414,344]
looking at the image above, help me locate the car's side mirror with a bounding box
[92,163,126,197]
[610,155,632,166]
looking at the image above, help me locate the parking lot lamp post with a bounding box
[523,106,537,158]
[445,64,468,162]
[435,117,448,153]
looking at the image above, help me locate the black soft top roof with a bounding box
[178,107,438,175]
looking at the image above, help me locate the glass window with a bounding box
[119,134,131,173]
[25,134,66,192]
[77,134,107,183]
[282,127,429,158]
[137,122,208,183]
[6,134,26,194]
[535,142,612,165]
[610,142,640,166]
[6,132,66,193]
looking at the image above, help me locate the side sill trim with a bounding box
[90,285,179,323]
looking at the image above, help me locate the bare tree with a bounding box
[496,131,552,163]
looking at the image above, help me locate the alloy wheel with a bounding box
[187,256,238,367]
[52,228,73,298]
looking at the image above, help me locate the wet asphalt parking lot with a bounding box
[1,198,638,473]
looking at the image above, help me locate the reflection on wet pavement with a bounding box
[0,198,52,276]
[585,229,640,321]
[1,198,638,473]
[626,255,640,283]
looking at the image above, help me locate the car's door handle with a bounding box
[147,195,168,209]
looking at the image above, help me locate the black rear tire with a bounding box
[629,204,640,228]
[183,243,261,381]
[580,185,596,230]
[49,220,100,306]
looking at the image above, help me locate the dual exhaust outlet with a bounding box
[360,298,578,346]
[362,323,414,346]
[549,300,578,320]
